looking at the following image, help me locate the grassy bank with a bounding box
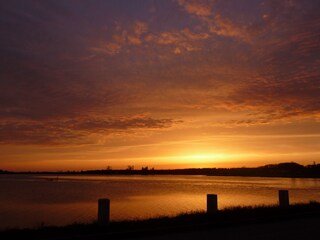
[1,202,320,240]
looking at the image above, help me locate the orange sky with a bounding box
[0,0,320,171]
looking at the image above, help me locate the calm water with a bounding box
[0,174,319,230]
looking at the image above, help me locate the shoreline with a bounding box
[1,172,320,179]
[1,202,320,239]
[2,161,319,178]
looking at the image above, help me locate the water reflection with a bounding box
[0,174,319,229]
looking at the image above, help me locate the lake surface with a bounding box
[0,174,319,230]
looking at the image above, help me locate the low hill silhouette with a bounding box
[81,162,320,178]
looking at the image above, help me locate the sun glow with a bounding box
[186,154,226,161]
[173,152,236,164]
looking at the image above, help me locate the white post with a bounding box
[98,198,110,225]
[207,194,218,214]
[278,190,289,208]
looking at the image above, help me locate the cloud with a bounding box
[0,116,180,145]
[0,69,125,120]
[92,0,259,57]
[149,30,205,52]
[92,42,122,55]
[208,14,251,42]
[91,21,148,55]
[71,115,178,131]
[93,23,209,55]
[186,0,320,125]
[133,21,148,35]
[176,0,213,17]
[176,0,253,42]
[1,0,320,145]
[181,28,209,40]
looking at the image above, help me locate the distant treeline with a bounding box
[1,162,319,178]
[83,162,320,178]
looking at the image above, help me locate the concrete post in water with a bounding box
[278,190,289,208]
[207,194,218,214]
[98,198,110,225]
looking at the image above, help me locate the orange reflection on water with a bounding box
[0,175,320,229]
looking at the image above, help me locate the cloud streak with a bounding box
[177,0,213,17]
[0,116,180,145]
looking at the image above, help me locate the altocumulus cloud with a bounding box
[0,0,320,148]
[0,116,180,145]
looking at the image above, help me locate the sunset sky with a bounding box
[0,0,319,171]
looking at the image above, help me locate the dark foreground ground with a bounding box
[142,217,320,240]
[1,202,320,240]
